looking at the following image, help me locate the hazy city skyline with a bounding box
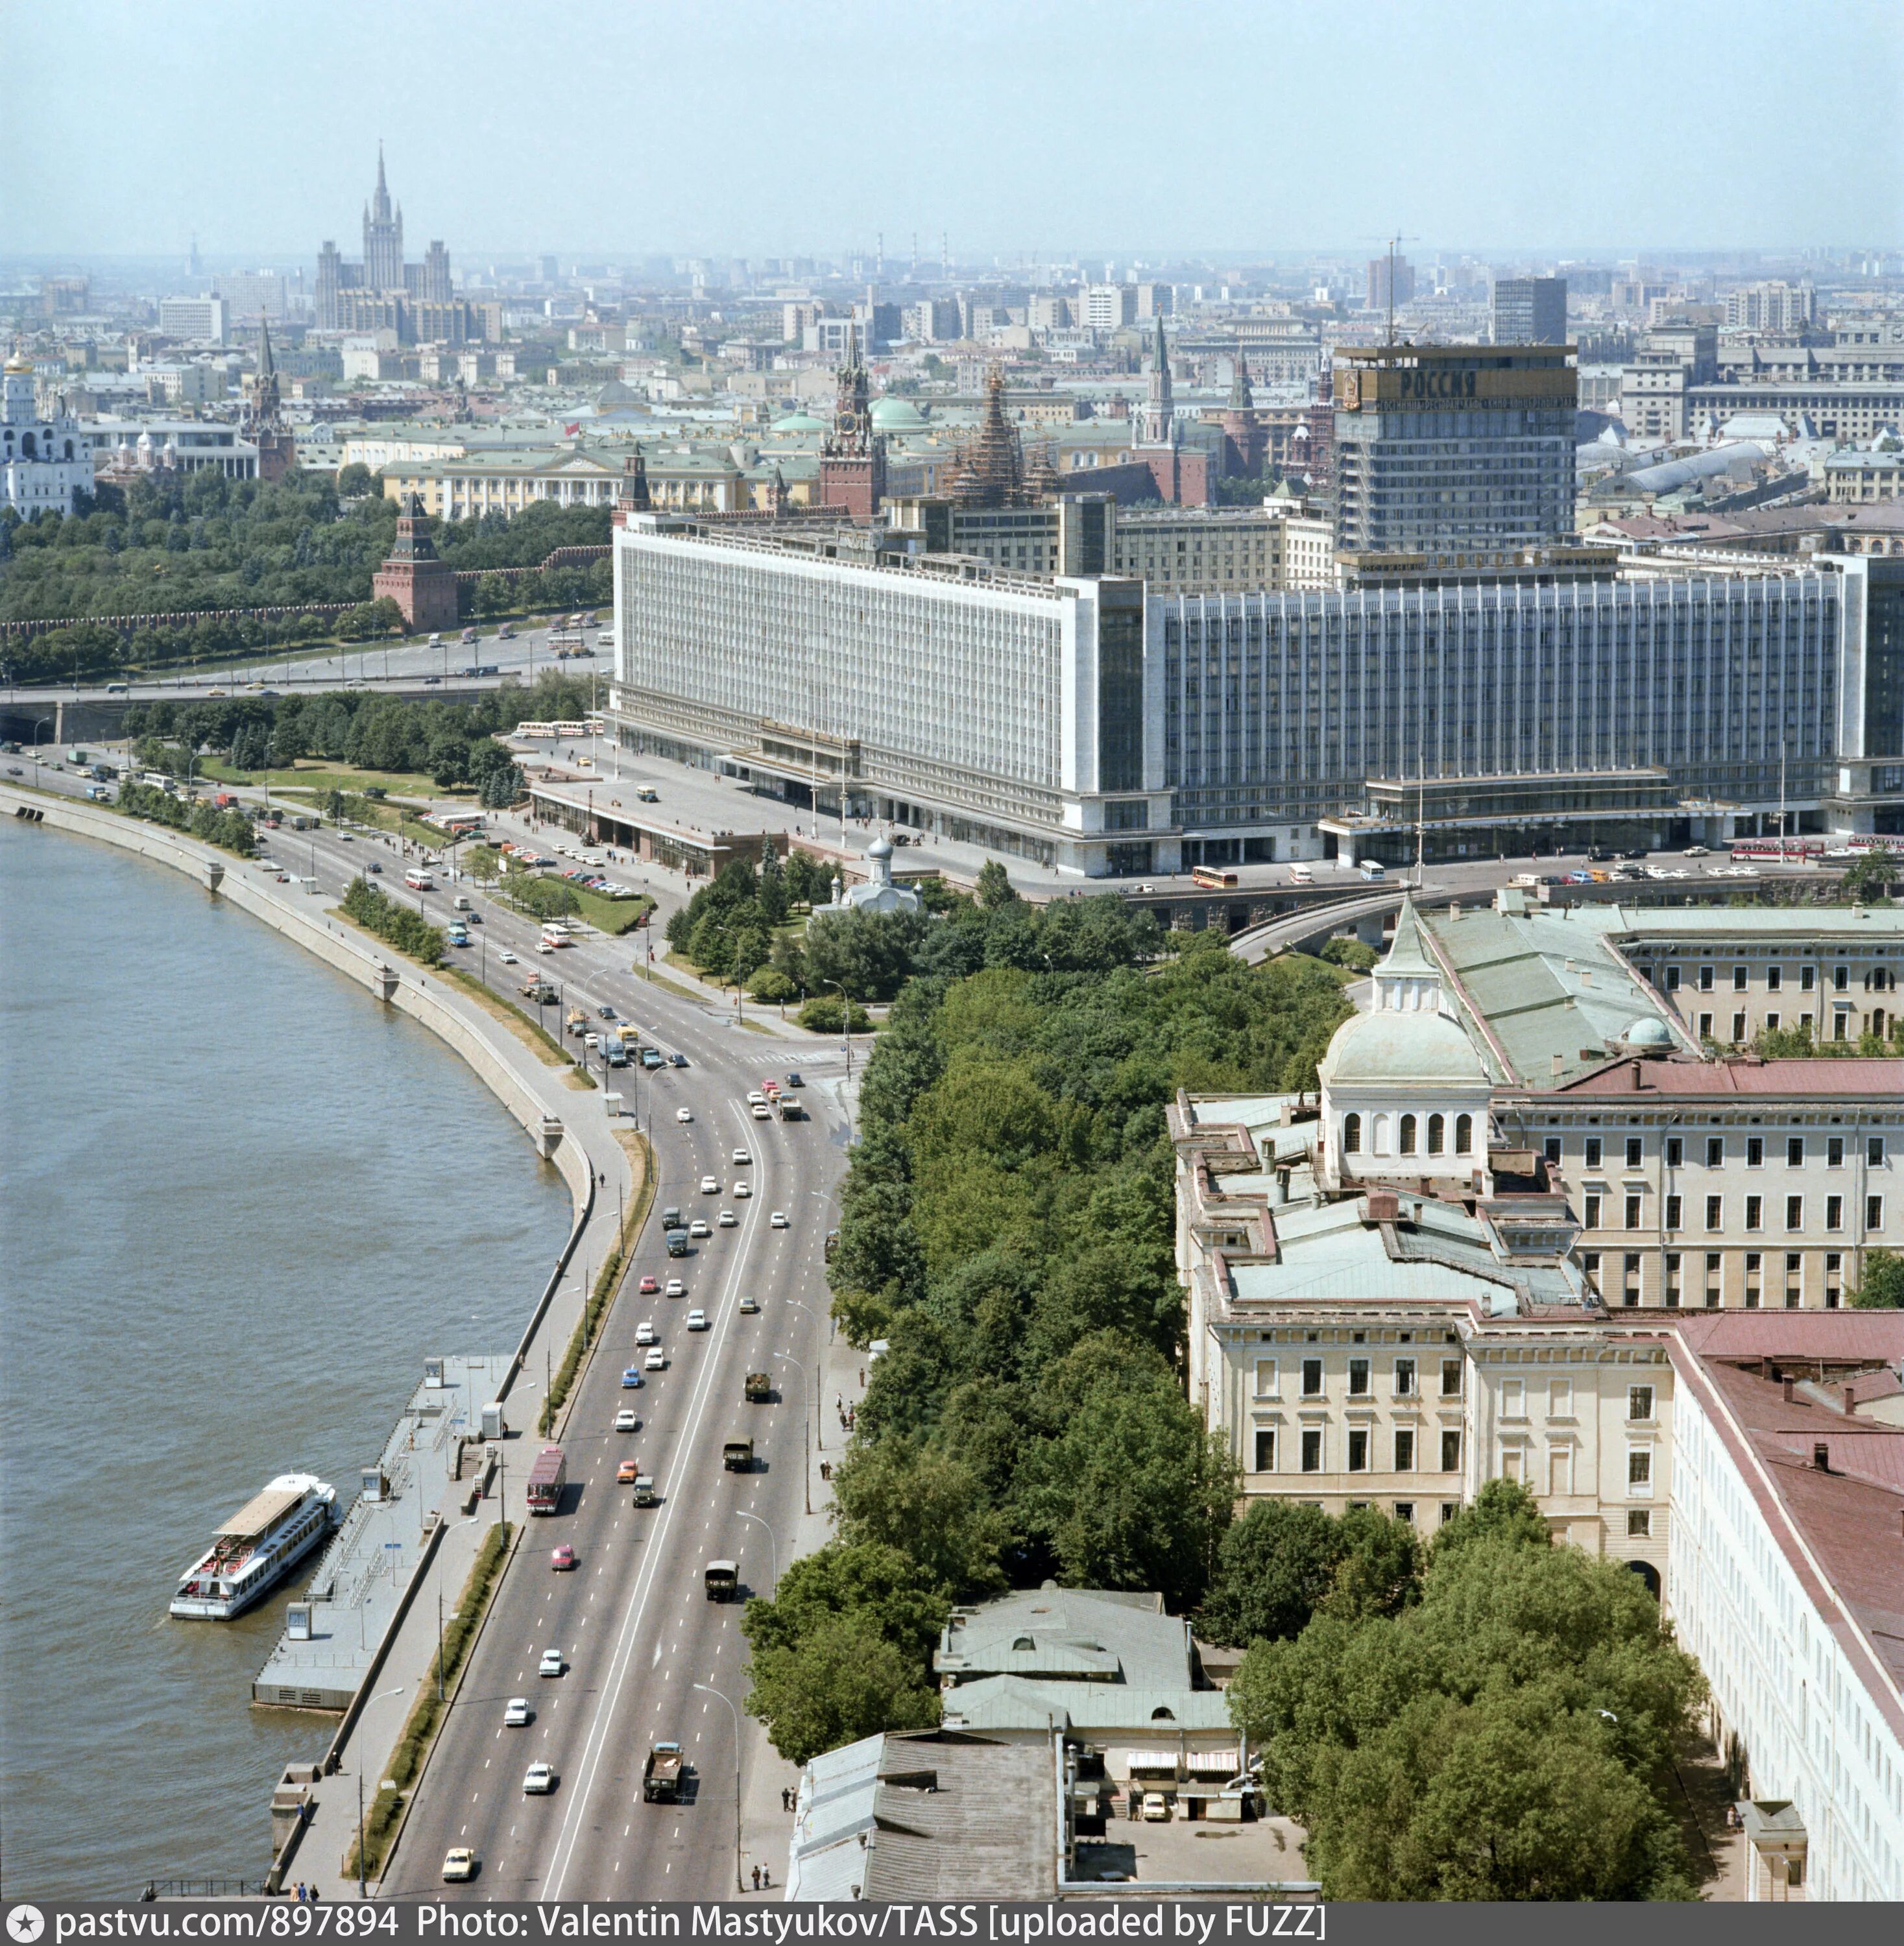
[11,0,1903,262]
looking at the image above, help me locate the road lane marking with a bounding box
[542,1174,773,1899]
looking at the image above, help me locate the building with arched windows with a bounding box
[1318,898,1492,1192]
[1,357,92,518]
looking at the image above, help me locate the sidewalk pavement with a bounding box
[731,1214,869,1898]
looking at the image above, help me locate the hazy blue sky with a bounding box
[10,0,1902,262]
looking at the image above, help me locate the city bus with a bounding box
[525,1444,567,1515]
[404,868,435,891]
[1190,866,1239,889]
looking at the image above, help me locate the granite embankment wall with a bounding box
[0,784,591,1220]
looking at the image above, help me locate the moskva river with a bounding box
[0,823,571,1898]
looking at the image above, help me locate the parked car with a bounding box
[1140,1793,1170,1822]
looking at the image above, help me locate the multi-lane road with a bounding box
[271,803,847,1897]
[17,762,850,1897]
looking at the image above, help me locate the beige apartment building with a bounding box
[1412,897,1904,1310]
[886,494,1335,594]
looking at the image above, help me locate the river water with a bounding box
[0,824,572,1899]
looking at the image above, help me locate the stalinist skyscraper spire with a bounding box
[361,143,405,293]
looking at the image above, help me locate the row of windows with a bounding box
[1581,1190,1886,1234]
[1340,1110,1475,1157]
[1253,1354,1441,1398]
[1586,1249,1849,1308]
[1651,961,1890,994]
[1251,1426,1452,1473]
[1556,1134,1888,1170]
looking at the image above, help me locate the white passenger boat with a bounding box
[169,1474,337,1620]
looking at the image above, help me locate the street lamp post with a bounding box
[786,1299,821,1451]
[736,1509,777,1593]
[692,1682,745,1894]
[772,1351,812,1515]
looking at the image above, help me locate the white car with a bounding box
[538,1649,564,1677]
[635,1321,657,1346]
[503,1697,530,1727]
[499,949,518,965]
[717,1209,738,1227]
[614,1408,639,1433]
[738,1296,759,1315]
[644,1347,666,1371]
[770,1210,789,1229]
[524,1762,557,1795]
[731,1148,752,1166]
[689,1218,711,1238]
[751,1101,771,1120]
[686,1308,708,1330]
[734,1181,752,1199]
[442,1847,477,1882]
[700,1175,719,1194]
[746,1091,766,1107]
[664,1277,686,1298]
[676,1106,693,1123]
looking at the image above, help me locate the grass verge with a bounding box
[570,885,654,936]
[334,904,444,970]
[442,967,581,1072]
[342,1520,512,1883]
[200,758,466,799]
[538,1131,655,1437]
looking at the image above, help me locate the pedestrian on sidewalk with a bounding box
[751,1865,761,1891]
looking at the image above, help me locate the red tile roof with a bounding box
[1672,1313,1904,1361]
[1673,1339,1904,1734]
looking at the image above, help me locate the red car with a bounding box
[638,1275,659,1295]
[550,1544,577,1572]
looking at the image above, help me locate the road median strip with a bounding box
[540,1129,655,1438]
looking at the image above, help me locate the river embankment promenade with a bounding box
[3,782,639,1895]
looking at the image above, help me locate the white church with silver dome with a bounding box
[805,834,922,926]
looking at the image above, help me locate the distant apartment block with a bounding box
[1491,276,1567,345]
[158,296,226,344]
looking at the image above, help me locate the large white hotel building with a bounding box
[606,508,1904,880]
